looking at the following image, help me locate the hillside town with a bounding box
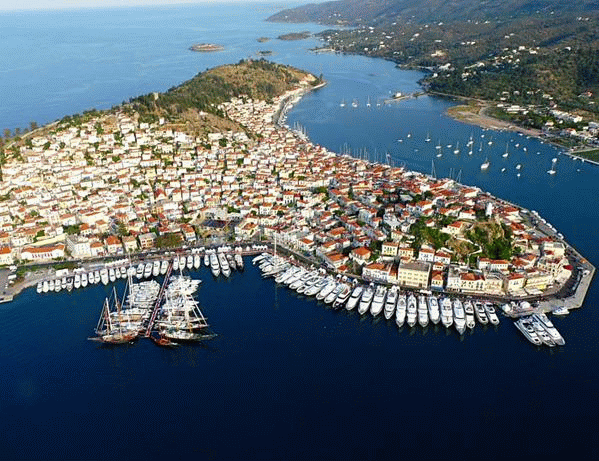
[0,75,574,299]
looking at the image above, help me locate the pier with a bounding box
[144,260,173,337]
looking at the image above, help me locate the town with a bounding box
[0,70,580,302]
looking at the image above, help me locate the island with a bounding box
[256,50,273,57]
[189,43,224,52]
[277,31,311,41]
[0,59,592,345]
[257,37,270,43]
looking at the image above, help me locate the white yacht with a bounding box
[218,253,230,277]
[54,279,61,292]
[463,300,476,330]
[81,272,88,288]
[173,256,179,272]
[73,274,81,290]
[333,283,352,309]
[305,277,328,297]
[204,253,210,267]
[37,281,43,293]
[417,295,429,327]
[235,253,244,270]
[531,317,555,347]
[384,286,398,320]
[160,259,168,275]
[533,312,565,345]
[427,295,440,325]
[481,157,490,170]
[135,264,144,280]
[440,297,453,328]
[143,262,153,279]
[474,301,488,325]
[193,254,201,269]
[346,285,363,311]
[370,285,387,316]
[210,253,220,277]
[316,278,337,302]
[100,268,109,285]
[484,303,500,326]
[406,294,417,327]
[452,299,466,334]
[42,280,49,293]
[186,255,194,270]
[395,293,407,327]
[289,270,310,291]
[324,283,344,305]
[358,284,375,315]
[297,272,319,294]
[94,270,101,284]
[514,317,542,346]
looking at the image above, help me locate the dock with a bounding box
[144,260,173,338]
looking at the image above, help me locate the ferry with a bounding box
[406,294,417,327]
[370,285,387,316]
[384,286,398,320]
[346,285,363,311]
[358,284,375,315]
[395,293,407,327]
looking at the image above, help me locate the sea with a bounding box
[1,3,598,460]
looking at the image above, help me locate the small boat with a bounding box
[552,307,569,316]
[136,264,144,279]
[204,253,210,267]
[502,143,509,158]
[340,99,346,108]
[54,279,61,292]
[480,158,490,170]
[94,271,101,284]
[173,257,179,272]
[453,141,460,155]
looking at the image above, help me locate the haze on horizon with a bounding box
[0,0,307,12]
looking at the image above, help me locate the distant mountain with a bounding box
[268,0,599,25]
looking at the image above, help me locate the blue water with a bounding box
[1,3,598,460]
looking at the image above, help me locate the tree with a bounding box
[29,121,38,131]
[3,129,10,139]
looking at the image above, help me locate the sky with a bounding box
[0,0,305,12]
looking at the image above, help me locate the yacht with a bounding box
[173,256,179,272]
[235,253,244,270]
[218,253,231,277]
[94,271,101,284]
[440,297,453,328]
[286,268,306,288]
[120,266,127,279]
[531,317,555,347]
[333,283,352,309]
[417,295,429,327]
[193,254,201,269]
[406,294,417,327]
[289,270,311,291]
[210,252,220,277]
[452,299,466,334]
[204,253,210,267]
[100,268,109,285]
[395,293,407,327]
[484,303,500,326]
[325,282,344,305]
[297,272,319,294]
[533,313,565,345]
[54,279,61,292]
[552,307,569,316]
[152,260,161,277]
[453,141,460,155]
[109,267,117,282]
[346,285,363,311]
[514,317,542,346]
[135,264,144,280]
[502,143,509,158]
[316,278,337,302]
[37,281,43,293]
[427,295,440,325]
[160,259,168,275]
[463,300,476,330]
[305,277,328,297]
[73,274,80,290]
[42,280,50,293]
[185,255,193,270]
[81,272,88,288]
[384,286,398,320]
[481,157,490,170]
[370,285,387,316]
[474,302,489,325]
[358,284,375,315]
[143,262,152,279]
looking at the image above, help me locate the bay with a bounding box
[0,2,598,460]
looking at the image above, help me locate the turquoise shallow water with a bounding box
[1,3,598,459]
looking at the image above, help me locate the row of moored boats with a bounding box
[254,254,501,334]
[204,248,244,278]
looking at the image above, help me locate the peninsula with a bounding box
[0,60,591,316]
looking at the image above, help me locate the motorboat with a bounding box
[370,285,387,316]
[463,300,476,330]
[384,286,398,320]
[484,303,500,326]
[452,299,466,334]
[427,295,440,325]
[474,301,488,325]
[346,285,363,311]
[358,284,375,315]
[406,294,417,327]
[440,297,453,328]
[417,295,429,327]
[395,293,407,327]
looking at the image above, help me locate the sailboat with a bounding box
[453,141,460,154]
[466,132,474,146]
[89,288,138,344]
[481,157,490,170]
[425,131,431,142]
[366,96,371,107]
[340,99,346,107]
[435,140,442,150]
[547,158,557,175]
[502,143,509,158]
[487,136,493,146]
[479,141,483,152]
[351,98,358,108]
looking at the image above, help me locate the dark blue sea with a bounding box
[1,3,598,460]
